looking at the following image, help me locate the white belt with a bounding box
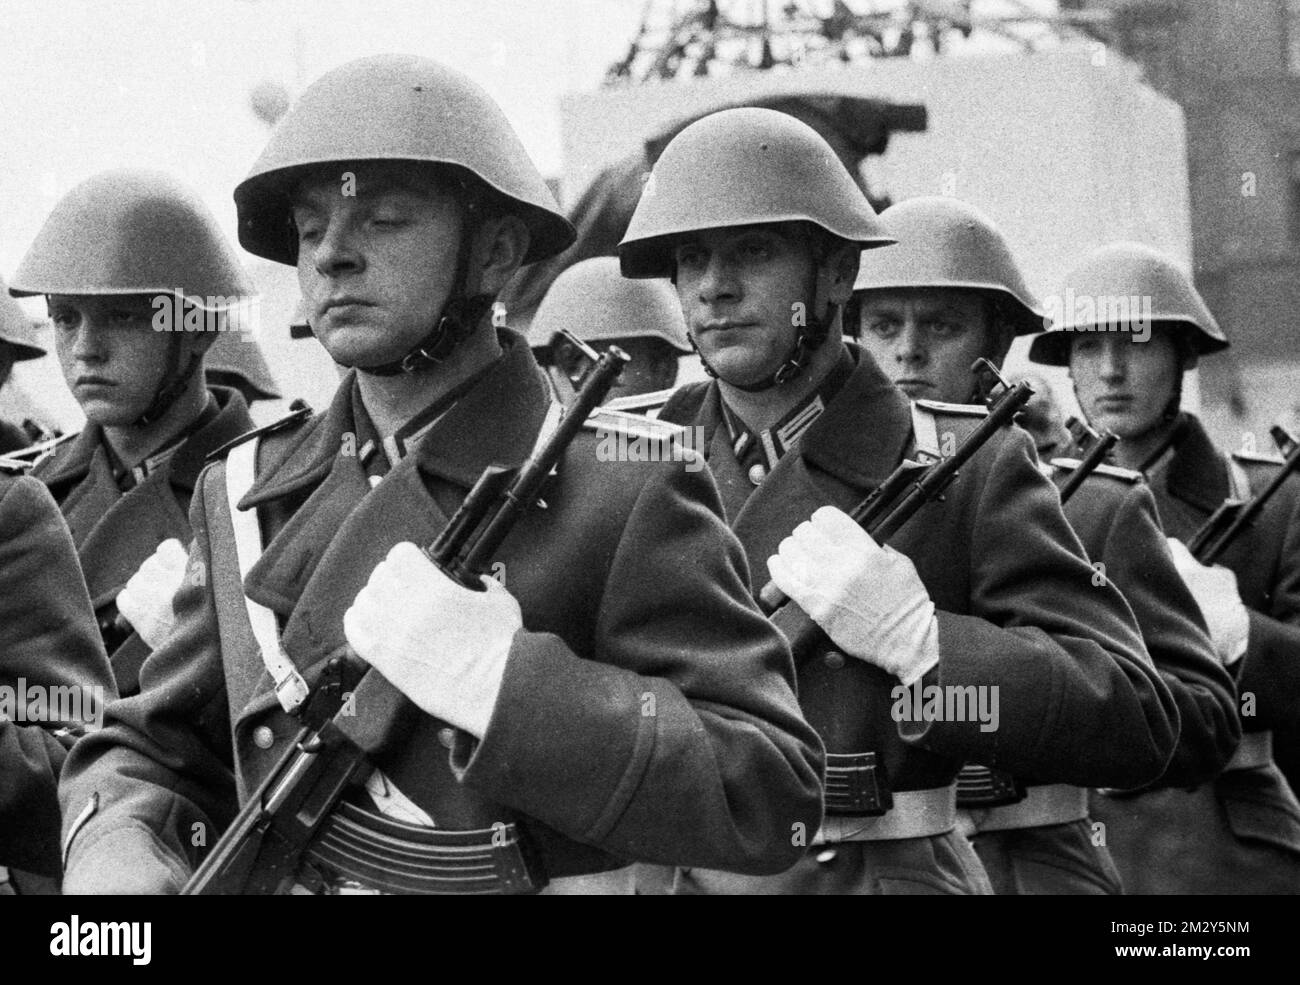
[962,783,1088,833]
[814,786,957,843]
[1226,730,1273,772]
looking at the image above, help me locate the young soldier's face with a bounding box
[291,162,464,370]
[1068,328,1181,437]
[855,289,991,403]
[48,295,174,425]
[672,225,816,388]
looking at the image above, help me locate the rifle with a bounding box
[1056,416,1120,505]
[1187,425,1300,565]
[756,359,1034,660]
[183,334,629,894]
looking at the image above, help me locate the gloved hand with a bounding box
[343,542,522,738]
[768,505,940,686]
[1167,537,1249,665]
[115,537,189,649]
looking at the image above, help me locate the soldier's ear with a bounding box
[823,242,860,306]
[470,213,531,297]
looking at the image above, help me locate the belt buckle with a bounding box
[823,751,892,816]
[956,765,1026,808]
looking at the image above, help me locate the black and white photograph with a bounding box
[0,0,1291,957]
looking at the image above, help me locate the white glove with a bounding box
[343,542,522,738]
[115,537,189,649]
[768,505,940,686]
[1166,537,1249,666]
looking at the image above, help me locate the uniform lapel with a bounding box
[1156,413,1229,516]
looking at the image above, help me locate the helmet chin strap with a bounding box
[694,265,838,394]
[134,332,203,427]
[358,192,494,378]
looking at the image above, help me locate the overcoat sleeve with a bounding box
[908,427,1180,789]
[0,477,115,874]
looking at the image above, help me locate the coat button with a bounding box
[252,726,275,749]
[748,463,766,486]
[823,651,846,670]
[815,849,837,865]
[438,727,457,750]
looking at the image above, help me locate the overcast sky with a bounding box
[0,0,644,273]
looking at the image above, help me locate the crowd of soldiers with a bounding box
[1,52,1297,895]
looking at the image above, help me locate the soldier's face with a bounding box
[48,295,173,425]
[1068,328,1181,437]
[855,289,991,402]
[672,225,816,388]
[291,163,464,370]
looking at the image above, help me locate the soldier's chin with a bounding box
[318,327,409,371]
[712,351,783,389]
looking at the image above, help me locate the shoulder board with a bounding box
[16,430,79,472]
[1231,448,1285,467]
[1049,457,1143,484]
[912,398,990,418]
[583,406,687,442]
[602,387,677,417]
[206,404,313,464]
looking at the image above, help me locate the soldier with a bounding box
[527,256,691,407]
[9,170,258,698]
[0,279,48,452]
[853,198,1238,894]
[58,54,823,895]
[1029,242,1300,893]
[626,108,1176,894]
[0,464,115,894]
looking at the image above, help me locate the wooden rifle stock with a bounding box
[183,341,629,894]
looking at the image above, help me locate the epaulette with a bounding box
[583,405,687,442]
[1049,457,1143,484]
[913,398,990,418]
[1231,448,1285,467]
[601,387,677,417]
[206,403,313,464]
[5,429,76,467]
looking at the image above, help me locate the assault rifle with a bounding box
[757,359,1034,659]
[183,334,629,894]
[1056,416,1120,505]
[1187,425,1300,565]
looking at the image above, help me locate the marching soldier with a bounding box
[58,54,824,895]
[0,463,114,894]
[853,198,1238,894]
[527,256,691,407]
[9,170,258,696]
[0,279,48,452]
[625,108,1177,894]
[1029,242,1300,893]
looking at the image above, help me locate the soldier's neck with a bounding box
[103,376,212,468]
[355,328,502,438]
[1115,415,1183,472]
[720,335,848,435]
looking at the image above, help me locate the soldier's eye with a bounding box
[675,246,705,268]
[865,319,897,338]
[50,310,79,331]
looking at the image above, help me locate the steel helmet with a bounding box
[234,54,574,268]
[0,277,45,361]
[853,196,1042,336]
[10,169,255,305]
[205,331,282,402]
[1028,242,1227,365]
[528,257,690,353]
[619,107,893,279]
[9,169,256,425]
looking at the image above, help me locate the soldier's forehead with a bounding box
[857,288,986,313]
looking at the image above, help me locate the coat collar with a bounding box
[687,344,915,494]
[240,330,551,509]
[1153,413,1228,514]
